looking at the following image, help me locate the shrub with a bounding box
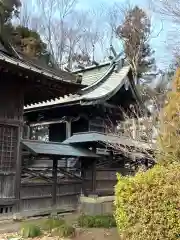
[20,223,42,238]
[78,214,116,228]
[42,217,65,232]
[52,223,75,238]
[157,68,180,164]
[114,163,180,240]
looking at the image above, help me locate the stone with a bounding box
[79,196,114,215]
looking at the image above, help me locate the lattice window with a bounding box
[0,125,18,171]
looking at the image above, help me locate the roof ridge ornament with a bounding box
[110,45,117,57]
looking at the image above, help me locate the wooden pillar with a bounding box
[92,158,97,194]
[52,157,58,207]
[23,124,30,139]
[81,158,87,196]
[91,146,97,195]
[109,150,113,167]
[65,158,68,170]
[66,120,71,139]
[15,126,22,212]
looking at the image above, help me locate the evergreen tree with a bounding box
[12,26,46,58]
[11,25,56,66]
[116,6,155,83]
[0,0,21,31]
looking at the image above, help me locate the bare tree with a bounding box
[150,0,180,63]
[28,0,77,67]
[150,0,180,23]
[70,8,106,68]
[102,71,172,171]
[104,110,157,171]
[63,11,91,69]
[18,0,33,27]
[17,0,109,69]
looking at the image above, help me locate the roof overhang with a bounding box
[0,52,84,105]
[24,64,132,112]
[63,132,155,151]
[21,139,100,158]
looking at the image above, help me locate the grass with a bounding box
[42,217,66,232]
[77,214,116,228]
[6,213,117,239]
[51,223,75,238]
[20,223,42,238]
[18,215,75,238]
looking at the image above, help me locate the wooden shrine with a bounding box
[0,37,152,218]
[24,54,146,140]
[24,53,152,200]
[0,39,83,216]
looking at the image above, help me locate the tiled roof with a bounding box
[24,59,131,110]
[63,132,154,150]
[73,62,110,86]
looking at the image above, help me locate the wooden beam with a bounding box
[0,118,23,126]
[30,119,66,127]
[22,168,53,183]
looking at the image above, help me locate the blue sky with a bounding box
[76,0,173,70]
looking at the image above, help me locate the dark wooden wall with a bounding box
[0,75,24,204]
[20,180,81,213]
[0,75,24,121]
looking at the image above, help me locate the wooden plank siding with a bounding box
[0,76,24,205]
[0,166,125,218]
[84,168,133,196]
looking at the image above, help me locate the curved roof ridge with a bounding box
[73,61,110,73]
[80,54,125,95]
[81,65,130,103]
[79,63,115,95]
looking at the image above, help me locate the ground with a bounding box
[0,228,119,240]
[74,228,119,240]
[0,213,120,240]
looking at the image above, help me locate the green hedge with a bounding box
[114,163,180,240]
